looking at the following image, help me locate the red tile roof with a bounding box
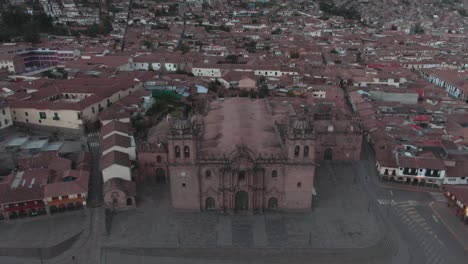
[100,134,132,152]
[100,150,131,170]
[100,120,131,138]
[44,170,89,198]
[445,185,468,205]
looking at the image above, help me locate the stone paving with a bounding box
[102,162,382,249]
[0,210,86,248]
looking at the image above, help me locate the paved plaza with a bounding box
[102,162,382,249]
[0,210,86,249]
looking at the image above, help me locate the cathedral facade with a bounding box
[157,97,361,212]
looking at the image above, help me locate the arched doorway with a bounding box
[235,191,249,211]
[268,197,278,210]
[126,198,133,206]
[155,168,166,183]
[205,197,215,210]
[324,148,333,160]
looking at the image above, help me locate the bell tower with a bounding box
[285,117,315,162]
[167,119,197,164]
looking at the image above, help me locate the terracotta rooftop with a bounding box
[445,185,468,205]
[100,120,132,138]
[100,134,132,153]
[100,150,131,170]
[201,98,282,157]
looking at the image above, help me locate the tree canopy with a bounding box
[0,7,67,43]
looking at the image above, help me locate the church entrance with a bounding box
[235,191,249,211]
[268,197,278,210]
[155,168,166,183]
[324,148,333,160]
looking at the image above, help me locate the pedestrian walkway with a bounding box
[89,141,100,148]
[87,132,100,137]
[377,199,432,207]
[377,199,396,205]
[408,200,433,207]
[431,202,468,251]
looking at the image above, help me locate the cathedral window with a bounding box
[205,170,212,179]
[294,146,300,157]
[175,146,181,158]
[304,146,309,157]
[184,146,190,158]
[297,182,302,188]
[238,170,246,183]
[157,156,162,163]
[272,170,278,178]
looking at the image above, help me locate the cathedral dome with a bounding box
[171,119,191,130]
[292,119,311,130]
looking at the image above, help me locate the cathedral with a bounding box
[148,97,362,212]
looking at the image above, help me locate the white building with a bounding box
[101,151,132,183]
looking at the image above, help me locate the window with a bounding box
[175,146,181,158]
[303,146,309,157]
[39,112,46,119]
[1,109,4,115]
[182,183,186,187]
[53,113,60,120]
[206,197,215,210]
[38,120,41,123]
[184,146,190,158]
[92,107,95,114]
[156,156,162,163]
[26,119,29,123]
[205,170,211,179]
[239,170,246,183]
[294,146,300,157]
[297,182,302,188]
[4,119,8,125]
[272,170,278,178]
[25,112,29,116]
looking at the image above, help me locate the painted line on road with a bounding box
[432,214,439,224]
[431,204,468,252]
[407,210,418,216]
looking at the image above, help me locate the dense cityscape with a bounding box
[0,0,467,263]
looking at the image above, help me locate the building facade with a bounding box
[164,98,319,212]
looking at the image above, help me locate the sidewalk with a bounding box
[379,182,443,193]
[431,202,468,251]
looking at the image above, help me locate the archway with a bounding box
[205,197,215,210]
[235,191,249,211]
[126,198,133,206]
[324,148,333,160]
[155,168,166,183]
[268,197,278,210]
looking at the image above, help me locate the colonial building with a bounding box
[140,98,361,212]
[100,121,137,209]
